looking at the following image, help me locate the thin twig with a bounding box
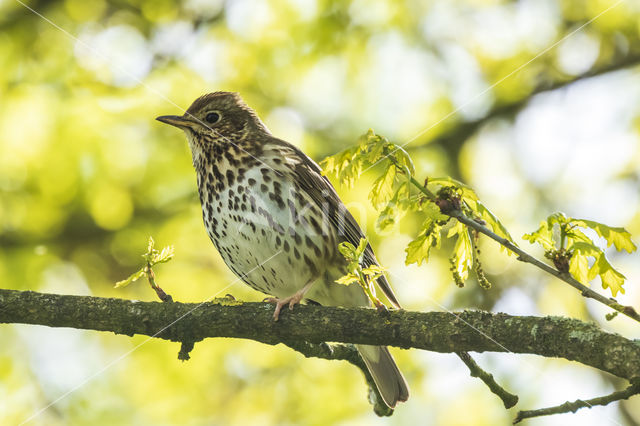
[450,209,640,323]
[456,352,518,408]
[145,264,173,303]
[513,383,640,424]
[407,176,640,323]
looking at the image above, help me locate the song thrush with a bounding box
[156,92,409,408]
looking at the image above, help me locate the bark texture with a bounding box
[1,288,638,382]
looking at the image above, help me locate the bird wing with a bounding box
[266,138,402,309]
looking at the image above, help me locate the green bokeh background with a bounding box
[1,0,639,424]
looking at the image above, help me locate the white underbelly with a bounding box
[201,167,331,296]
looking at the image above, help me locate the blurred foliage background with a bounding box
[1,0,640,424]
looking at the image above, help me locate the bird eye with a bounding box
[205,112,220,124]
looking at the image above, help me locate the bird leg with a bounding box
[264,281,315,321]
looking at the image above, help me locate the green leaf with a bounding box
[447,221,465,238]
[523,221,555,251]
[337,239,369,273]
[114,269,146,288]
[376,203,399,231]
[339,156,363,188]
[564,227,593,245]
[322,130,413,193]
[320,145,362,187]
[338,241,356,260]
[451,228,473,282]
[369,164,397,209]
[364,129,388,162]
[334,236,389,308]
[362,265,386,283]
[421,200,449,222]
[570,218,637,253]
[405,221,442,266]
[568,241,601,257]
[598,263,626,296]
[391,145,415,177]
[375,183,415,231]
[405,234,432,266]
[569,241,627,296]
[147,236,155,253]
[115,236,174,290]
[568,252,590,283]
[152,245,175,265]
[588,253,626,296]
[362,264,386,276]
[355,238,368,261]
[547,212,569,227]
[425,178,514,249]
[470,199,515,244]
[142,236,157,262]
[335,273,359,285]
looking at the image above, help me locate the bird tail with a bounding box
[356,344,409,408]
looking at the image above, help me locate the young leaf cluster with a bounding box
[323,130,514,289]
[323,130,635,298]
[115,237,174,288]
[321,130,418,232]
[336,238,386,307]
[523,213,637,296]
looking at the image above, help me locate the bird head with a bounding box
[156,92,269,150]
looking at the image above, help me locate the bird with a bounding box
[156,91,409,408]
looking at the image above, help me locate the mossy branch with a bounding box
[1,288,639,383]
[3,288,640,418]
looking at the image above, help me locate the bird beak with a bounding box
[156,115,197,130]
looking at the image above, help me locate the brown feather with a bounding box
[267,137,402,308]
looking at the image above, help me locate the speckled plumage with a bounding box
[157,91,408,408]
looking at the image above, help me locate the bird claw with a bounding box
[264,282,314,321]
[262,298,282,320]
[264,293,305,321]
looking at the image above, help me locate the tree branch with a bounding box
[456,351,519,408]
[407,176,640,323]
[449,208,640,323]
[513,383,640,424]
[1,288,639,383]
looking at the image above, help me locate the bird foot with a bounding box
[264,292,306,321]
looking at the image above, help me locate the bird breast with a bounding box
[196,155,336,297]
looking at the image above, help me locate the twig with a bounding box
[407,176,640,323]
[513,383,640,424]
[456,351,518,408]
[145,264,173,303]
[450,209,640,323]
[178,341,195,361]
